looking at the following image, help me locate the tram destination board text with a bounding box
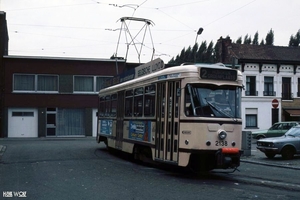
[200,68,237,81]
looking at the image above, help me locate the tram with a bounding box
[96,60,243,171]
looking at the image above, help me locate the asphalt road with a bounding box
[0,137,300,200]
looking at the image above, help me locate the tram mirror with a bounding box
[177,88,181,96]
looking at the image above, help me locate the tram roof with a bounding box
[99,63,241,94]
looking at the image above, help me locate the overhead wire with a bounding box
[4,0,258,60]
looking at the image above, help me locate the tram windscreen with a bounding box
[186,84,241,118]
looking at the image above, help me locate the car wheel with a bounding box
[281,146,294,160]
[265,153,275,159]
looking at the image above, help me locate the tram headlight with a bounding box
[218,130,227,140]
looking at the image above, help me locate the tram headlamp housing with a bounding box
[218,130,227,140]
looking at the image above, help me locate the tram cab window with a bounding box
[185,91,193,116]
[125,90,133,117]
[185,84,241,118]
[134,87,144,116]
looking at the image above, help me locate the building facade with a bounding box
[217,37,300,132]
[1,56,126,137]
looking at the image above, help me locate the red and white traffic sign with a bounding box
[272,99,279,108]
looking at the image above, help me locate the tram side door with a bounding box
[155,81,180,163]
[116,91,125,149]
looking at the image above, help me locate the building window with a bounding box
[13,74,58,93]
[263,76,275,96]
[245,108,258,128]
[245,114,257,128]
[37,75,58,91]
[74,76,94,92]
[74,76,112,93]
[14,74,35,91]
[245,76,257,96]
[56,109,85,136]
[12,111,34,117]
[96,77,111,91]
[282,77,292,100]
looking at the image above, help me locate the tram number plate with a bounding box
[215,141,228,146]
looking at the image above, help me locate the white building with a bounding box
[216,37,300,132]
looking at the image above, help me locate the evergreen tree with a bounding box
[167,29,300,64]
[185,46,193,62]
[191,43,199,62]
[252,32,259,45]
[265,29,274,45]
[168,57,176,65]
[243,34,252,44]
[288,30,300,47]
[205,41,214,63]
[236,36,242,44]
[175,55,180,64]
[196,41,207,62]
[178,48,186,64]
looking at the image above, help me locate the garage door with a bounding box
[8,108,38,137]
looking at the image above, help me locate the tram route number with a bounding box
[215,141,228,146]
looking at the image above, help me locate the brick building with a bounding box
[0,12,130,137]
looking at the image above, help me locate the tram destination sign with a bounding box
[200,67,237,81]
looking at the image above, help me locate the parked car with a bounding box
[257,125,300,159]
[252,121,299,139]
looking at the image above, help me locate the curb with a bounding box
[241,158,300,170]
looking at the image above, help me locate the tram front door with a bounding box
[155,81,180,163]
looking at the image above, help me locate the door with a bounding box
[282,77,291,100]
[46,108,56,136]
[116,91,125,149]
[8,108,38,137]
[155,81,180,163]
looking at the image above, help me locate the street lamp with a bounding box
[194,27,204,63]
[195,27,204,44]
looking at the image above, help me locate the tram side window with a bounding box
[125,90,133,117]
[105,95,111,117]
[134,87,144,116]
[111,94,117,117]
[99,96,106,117]
[144,85,156,117]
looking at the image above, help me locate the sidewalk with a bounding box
[241,140,300,170]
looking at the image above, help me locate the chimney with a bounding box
[216,36,232,64]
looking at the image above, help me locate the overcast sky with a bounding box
[1,0,299,63]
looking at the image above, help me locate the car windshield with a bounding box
[285,127,300,137]
[185,84,241,119]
